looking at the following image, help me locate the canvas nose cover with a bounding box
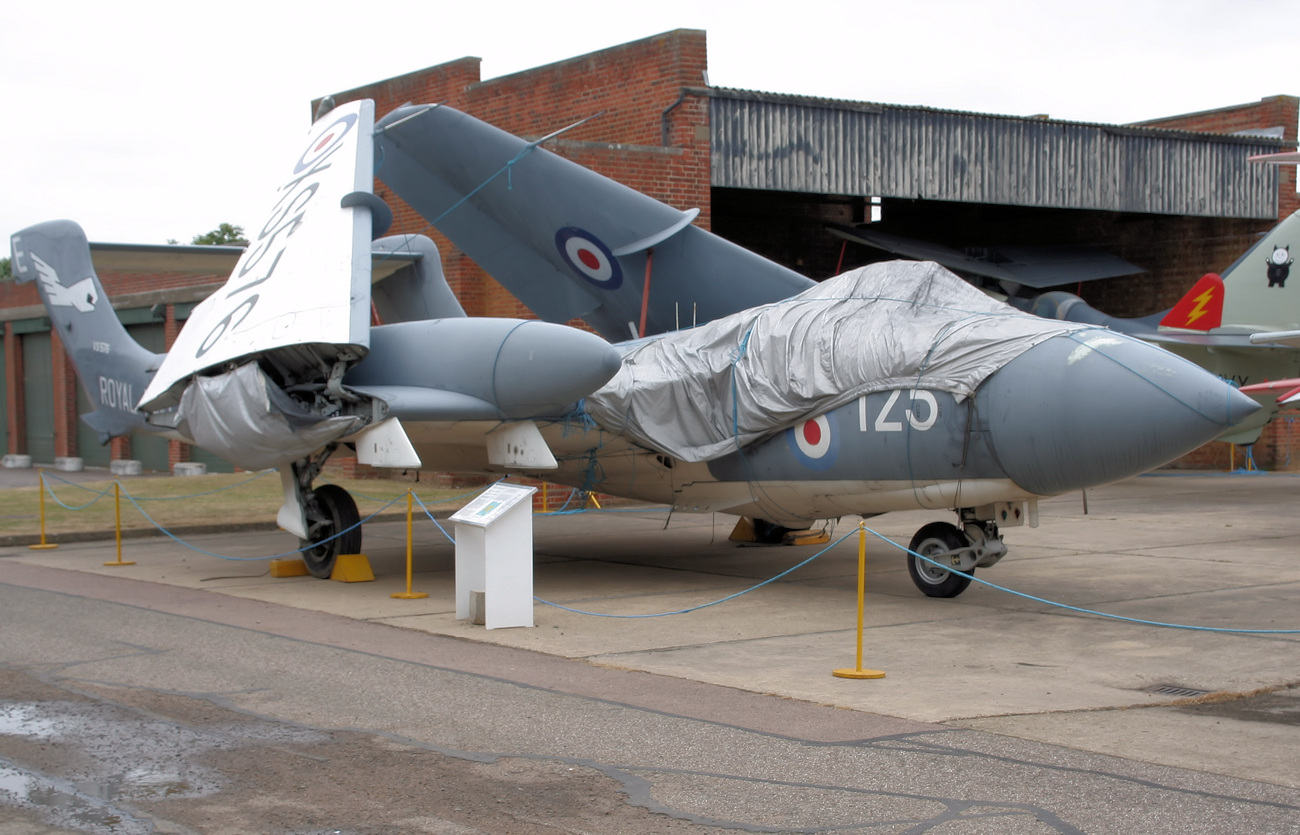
[980,332,1258,496]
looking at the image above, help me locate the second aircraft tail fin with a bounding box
[9,220,164,442]
[1159,273,1224,331]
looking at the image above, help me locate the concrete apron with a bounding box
[4,471,1298,789]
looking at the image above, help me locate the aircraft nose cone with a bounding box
[979,331,1259,496]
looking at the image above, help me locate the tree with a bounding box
[0,256,10,281]
[190,223,247,246]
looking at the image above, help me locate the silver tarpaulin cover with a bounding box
[584,260,1089,462]
[174,362,362,471]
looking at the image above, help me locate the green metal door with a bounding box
[75,383,111,467]
[21,331,54,464]
[126,321,170,472]
[0,342,8,456]
[184,440,235,474]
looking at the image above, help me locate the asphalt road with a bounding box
[0,472,1298,832]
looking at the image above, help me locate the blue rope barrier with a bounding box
[533,528,857,617]
[117,483,407,562]
[129,470,271,501]
[33,466,1300,634]
[862,526,1300,635]
[41,479,112,511]
[412,491,457,545]
[540,520,1300,634]
[39,468,270,507]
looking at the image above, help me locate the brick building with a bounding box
[3,29,1296,472]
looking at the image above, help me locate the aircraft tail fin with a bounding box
[371,234,466,322]
[9,220,164,442]
[1217,209,1300,328]
[1159,273,1224,331]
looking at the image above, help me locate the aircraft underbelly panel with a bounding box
[673,479,1025,522]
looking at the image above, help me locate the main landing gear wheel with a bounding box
[299,484,362,579]
[907,521,973,598]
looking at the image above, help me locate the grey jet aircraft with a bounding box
[1004,208,1300,444]
[832,167,1300,445]
[9,99,1258,598]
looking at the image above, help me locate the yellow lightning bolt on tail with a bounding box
[1185,288,1216,325]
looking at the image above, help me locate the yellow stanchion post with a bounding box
[103,482,135,567]
[833,522,884,680]
[29,470,60,551]
[391,489,428,600]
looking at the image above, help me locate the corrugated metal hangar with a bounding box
[2,29,1296,472]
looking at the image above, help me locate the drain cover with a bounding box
[1148,684,1211,698]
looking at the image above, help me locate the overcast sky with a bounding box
[3,0,1297,250]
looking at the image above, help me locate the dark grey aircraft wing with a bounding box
[373,105,814,341]
[828,224,1144,288]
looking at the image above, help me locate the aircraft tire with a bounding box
[907,522,973,598]
[299,484,363,579]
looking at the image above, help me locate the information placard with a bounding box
[451,482,535,527]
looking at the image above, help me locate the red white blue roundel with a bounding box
[787,415,839,470]
[556,227,623,289]
[296,112,358,176]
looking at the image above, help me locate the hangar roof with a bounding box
[706,87,1290,219]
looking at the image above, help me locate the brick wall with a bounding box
[1135,97,1300,469]
[325,29,712,322]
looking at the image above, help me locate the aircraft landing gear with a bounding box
[906,512,1007,598]
[299,483,362,579]
[907,522,974,598]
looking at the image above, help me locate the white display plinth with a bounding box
[450,482,537,629]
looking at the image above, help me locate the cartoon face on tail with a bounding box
[1267,245,1293,288]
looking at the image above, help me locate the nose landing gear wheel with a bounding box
[299,484,362,579]
[907,521,973,598]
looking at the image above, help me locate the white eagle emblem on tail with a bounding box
[30,253,98,312]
